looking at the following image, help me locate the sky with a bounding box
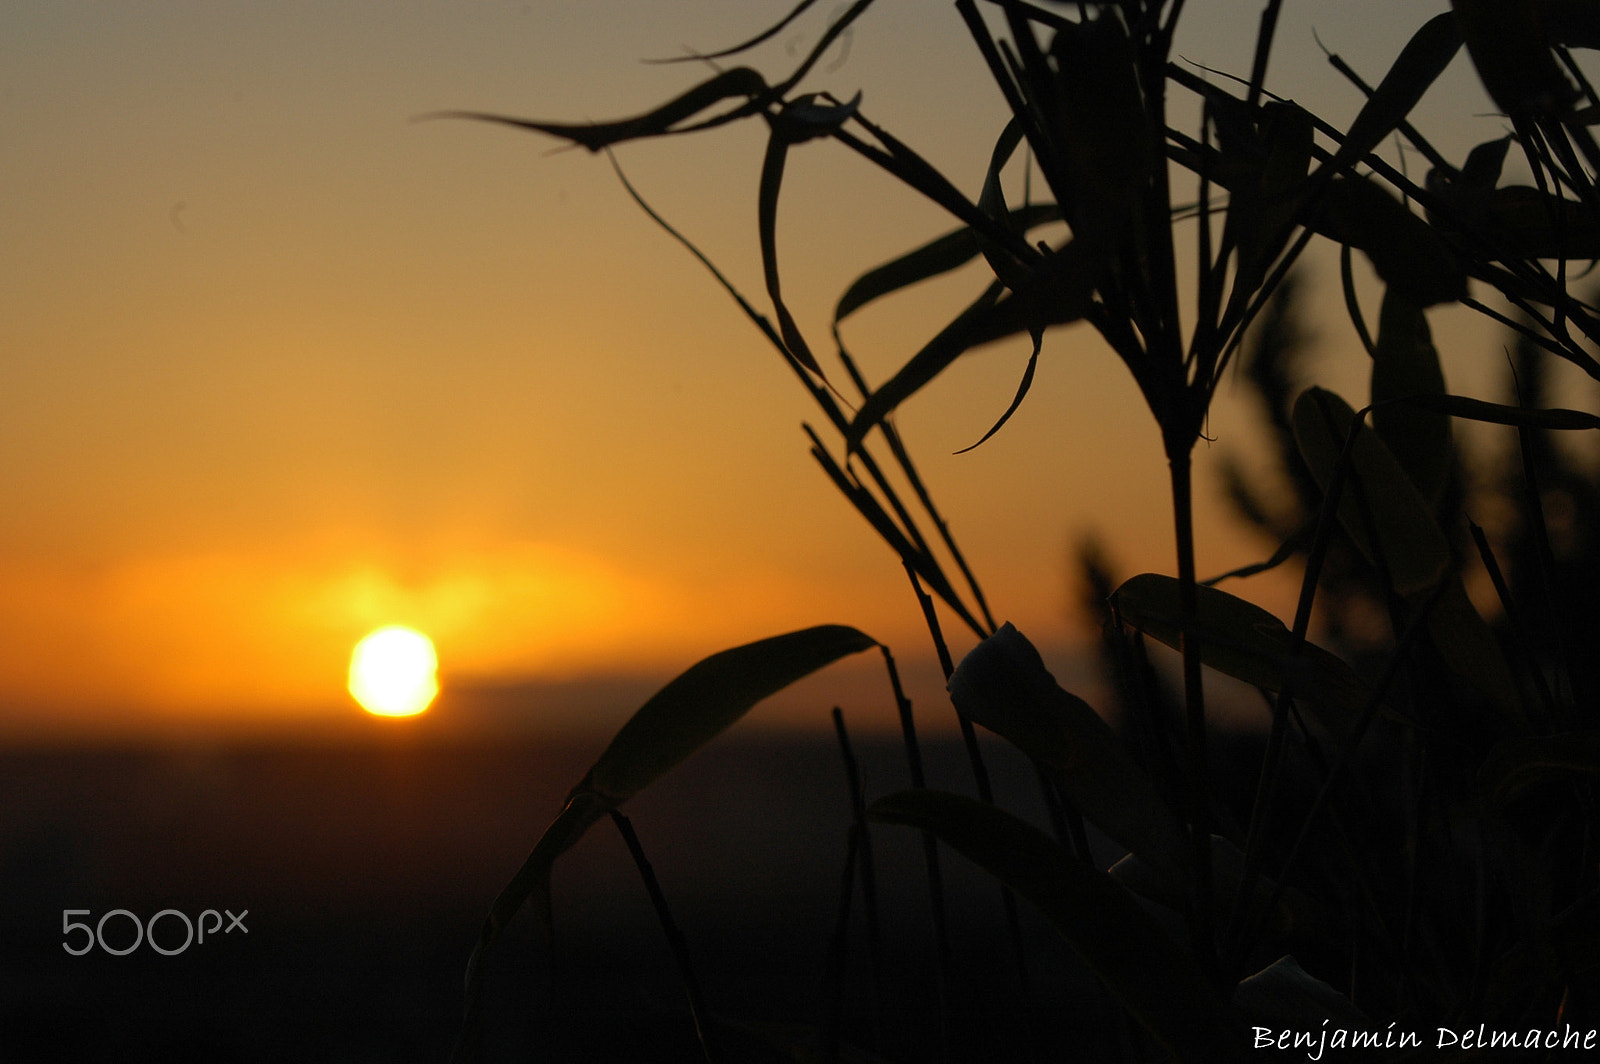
[3,1,1588,741]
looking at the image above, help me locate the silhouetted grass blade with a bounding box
[867,789,1246,1063]
[761,94,864,377]
[844,249,1097,451]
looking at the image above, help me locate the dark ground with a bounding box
[0,731,1108,1063]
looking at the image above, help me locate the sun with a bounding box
[348,626,438,717]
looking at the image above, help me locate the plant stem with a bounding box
[610,811,719,1064]
[1168,449,1216,977]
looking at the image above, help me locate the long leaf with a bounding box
[1453,0,1578,117]
[431,67,771,151]
[947,623,1190,881]
[1390,393,1600,431]
[759,95,862,378]
[460,625,876,1035]
[1323,12,1461,175]
[833,203,1060,324]
[868,790,1245,1062]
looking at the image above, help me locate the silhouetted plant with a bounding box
[448,3,1600,1061]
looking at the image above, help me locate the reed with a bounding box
[450,3,1600,1060]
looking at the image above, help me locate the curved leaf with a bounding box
[844,247,1098,451]
[948,623,1189,881]
[868,790,1244,1062]
[585,624,877,802]
[952,328,1042,454]
[462,625,876,1013]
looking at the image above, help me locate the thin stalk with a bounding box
[1168,449,1216,977]
[902,561,1038,1015]
[831,706,884,1042]
[610,812,719,1064]
[821,824,861,1064]
[879,644,953,1057]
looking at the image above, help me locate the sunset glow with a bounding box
[348,626,438,717]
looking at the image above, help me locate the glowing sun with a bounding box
[348,626,438,717]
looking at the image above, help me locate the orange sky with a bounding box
[3,2,1588,740]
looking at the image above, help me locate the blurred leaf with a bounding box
[867,790,1244,1062]
[1453,0,1578,116]
[463,626,876,1008]
[1294,389,1526,725]
[948,623,1190,881]
[1235,955,1370,1030]
[1371,289,1452,503]
[1292,388,1452,597]
[1429,559,1529,728]
[1325,13,1462,173]
[1317,176,1467,306]
[1112,573,1375,734]
[1481,732,1600,802]
[833,203,1059,324]
[436,67,770,151]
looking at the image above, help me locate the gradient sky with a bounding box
[3,2,1582,739]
